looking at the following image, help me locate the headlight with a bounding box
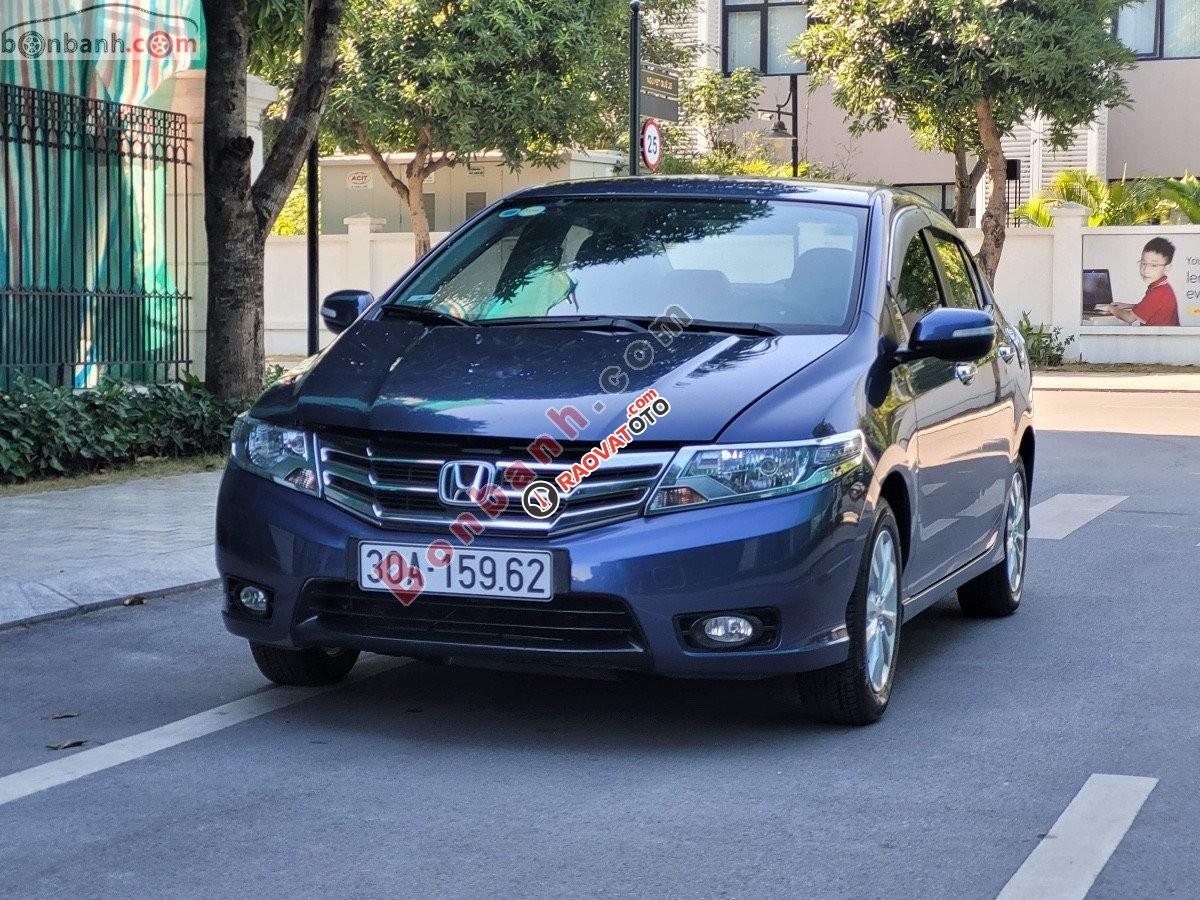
[230,415,319,495]
[647,430,864,513]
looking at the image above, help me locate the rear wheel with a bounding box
[249,642,360,686]
[796,502,902,726]
[958,465,1028,618]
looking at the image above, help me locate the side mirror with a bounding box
[897,307,995,363]
[320,290,374,335]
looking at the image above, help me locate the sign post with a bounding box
[628,1,641,176]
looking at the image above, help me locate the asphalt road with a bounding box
[2,398,1198,898]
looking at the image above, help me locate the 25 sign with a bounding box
[640,118,662,171]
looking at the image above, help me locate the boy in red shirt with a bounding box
[1109,237,1180,326]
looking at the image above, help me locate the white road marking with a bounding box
[1029,493,1126,540]
[0,655,409,808]
[996,773,1157,900]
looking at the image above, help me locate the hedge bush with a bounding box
[0,376,245,483]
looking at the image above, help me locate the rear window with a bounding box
[387,197,868,332]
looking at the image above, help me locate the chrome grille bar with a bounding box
[317,432,673,536]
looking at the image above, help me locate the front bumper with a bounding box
[216,463,870,678]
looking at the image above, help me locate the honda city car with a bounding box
[217,177,1034,725]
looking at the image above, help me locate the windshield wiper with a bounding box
[671,319,782,337]
[379,305,470,327]
[478,316,650,333]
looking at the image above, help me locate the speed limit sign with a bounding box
[640,118,662,171]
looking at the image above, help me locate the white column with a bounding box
[1048,202,1089,348]
[155,69,208,380]
[344,215,387,293]
[245,74,281,182]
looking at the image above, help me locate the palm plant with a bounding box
[1160,172,1200,223]
[1014,170,1173,227]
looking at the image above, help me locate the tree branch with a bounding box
[356,126,410,202]
[425,150,457,175]
[250,0,347,236]
[969,157,988,190]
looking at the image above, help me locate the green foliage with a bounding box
[801,0,1136,152]
[682,67,763,151]
[1018,312,1075,368]
[0,378,245,483]
[1161,172,1200,224]
[657,123,838,179]
[1015,170,1174,227]
[272,169,312,236]
[327,0,694,168]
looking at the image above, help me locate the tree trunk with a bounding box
[203,0,264,401]
[953,149,987,229]
[201,0,345,400]
[407,175,432,259]
[206,232,267,400]
[973,99,1009,286]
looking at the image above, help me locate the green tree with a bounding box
[682,67,763,152]
[800,0,1136,283]
[202,0,345,400]
[326,0,693,259]
[1015,170,1173,227]
[271,170,313,236]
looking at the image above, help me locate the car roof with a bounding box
[506,175,890,207]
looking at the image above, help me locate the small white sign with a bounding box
[347,170,373,190]
[640,118,662,171]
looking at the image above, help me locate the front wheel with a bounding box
[958,465,1028,618]
[249,642,360,686]
[796,502,903,726]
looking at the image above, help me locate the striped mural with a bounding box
[0,1,205,388]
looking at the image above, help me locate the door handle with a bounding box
[997,344,1016,363]
[955,363,977,385]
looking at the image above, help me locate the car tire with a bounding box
[796,501,903,726]
[958,464,1028,618]
[249,642,361,686]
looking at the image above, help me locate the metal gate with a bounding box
[0,82,191,390]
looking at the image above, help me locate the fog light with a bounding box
[238,584,270,615]
[699,615,756,646]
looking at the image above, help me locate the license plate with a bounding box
[358,542,554,601]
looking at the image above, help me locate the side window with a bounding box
[895,233,942,331]
[929,233,982,310]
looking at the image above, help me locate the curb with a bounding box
[0,578,221,633]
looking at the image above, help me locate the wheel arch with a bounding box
[878,469,913,571]
[1018,427,1035,493]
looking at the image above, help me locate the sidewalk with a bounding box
[1033,371,1200,393]
[0,472,221,630]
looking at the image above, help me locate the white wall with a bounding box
[967,210,1200,364]
[960,227,1056,328]
[263,229,449,356]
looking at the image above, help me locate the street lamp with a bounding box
[758,73,800,178]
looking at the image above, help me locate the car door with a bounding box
[892,227,1007,591]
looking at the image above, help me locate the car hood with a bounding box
[253,320,845,443]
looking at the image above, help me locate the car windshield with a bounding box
[385,197,868,332]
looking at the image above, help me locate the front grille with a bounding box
[298,580,643,652]
[317,431,673,536]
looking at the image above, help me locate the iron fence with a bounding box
[0,82,191,390]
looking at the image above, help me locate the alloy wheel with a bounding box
[865,529,900,695]
[1005,472,1028,594]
